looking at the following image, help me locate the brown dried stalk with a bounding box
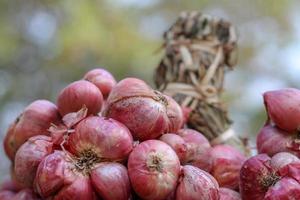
[155,11,249,154]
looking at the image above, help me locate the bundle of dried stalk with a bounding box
[155,11,249,154]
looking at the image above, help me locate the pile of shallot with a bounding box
[239,88,300,199]
[10,68,300,200]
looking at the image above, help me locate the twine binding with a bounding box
[154,11,248,154]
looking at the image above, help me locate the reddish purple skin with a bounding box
[128,140,180,200]
[159,133,187,162]
[83,68,117,99]
[35,151,96,200]
[4,100,60,160]
[219,188,241,200]
[57,80,103,116]
[240,154,273,200]
[264,88,300,132]
[240,153,300,200]
[164,95,184,132]
[209,145,246,190]
[175,165,219,200]
[14,135,53,188]
[264,177,300,200]
[104,78,182,141]
[91,162,131,200]
[270,152,299,171]
[68,116,133,161]
[34,117,134,199]
[256,124,300,157]
[177,129,212,172]
[106,96,169,141]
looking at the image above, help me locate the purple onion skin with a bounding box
[57,80,104,116]
[91,162,131,200]
[219,188,241,200]
[14,135,53,188]
[4,100,60,160]
[209,145,246,190]
[128,140,180,200]
[256,124,300,157]
[240,153,300,200]
[83,68,117,99]
[175,165,219,200]
[104,78,183,141]
[264,88,300,132]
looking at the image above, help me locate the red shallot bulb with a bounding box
[68,116,133,161]
[34,116,133,200]
[177,129,212,171]
[256,124,300,157]
[209,145,246,190]
[270,152,299,170]
[90,162,131,200]
[3,100,60,160]
[160,129,212,172]
[264,88,300,132]
[175,165,219,200]
[159,133,187,162]
[240,153,300,200]
[83,68,117,99]
[14,135,53,188]
[128,140,180,200]
[164,95,184,132]
[34,151,96,200]
[219,188,241,200]
[104,78,183,141]
[57,80,103,116]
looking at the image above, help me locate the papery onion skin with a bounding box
[14,135,53,188]
[68,116,133,161]
[53,176,96,200]
[264,177,300,200]
[256,125,300,157]
[270,152,299,171]
[57,80,103,116]
[164,95,184,132]
[160,129,212,172]
[239,154,273,200]
[175,165,219,200]
[177,129,212,172]
[91,162,131,200]
[128,140,180,200]
[219,188,241,200]
[104,78,182,141]
[209,145,246,190]
[240,153,300,200]
[159,133,187,162]
[83,68,117,99]
[34,151,96,200]
[264,88,300,132]
[4,100,60,160]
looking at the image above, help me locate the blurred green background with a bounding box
[1,0,300,180]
